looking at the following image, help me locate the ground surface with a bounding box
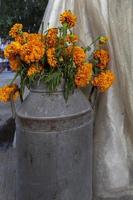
[0,145,133,200]
[0,146,16,200]
[0,72,17,200]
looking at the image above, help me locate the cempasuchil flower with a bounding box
[75,63,92,87]
[46,28,58,48]
[92,70,115,92]
[0,84,19,103]
[27,65,43,77]
[94,49,109,69]
[4,42,21,59]
[47,48,58,68]
[99,36,109,44]
[15,32,29,44]
[9,23,23,38]
[73,46,86,66]
[9,57,21,72]
[27,33,44,43]
[60,10,77,28]
[1,12,114,102]
[20,41,45,63]
[66,34,78,43]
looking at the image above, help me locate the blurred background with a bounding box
[0,0,48,72]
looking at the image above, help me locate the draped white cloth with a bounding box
[40,0,133,199]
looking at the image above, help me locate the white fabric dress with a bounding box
[40,0,133,199]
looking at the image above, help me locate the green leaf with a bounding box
[41,57,46,65]
[44,71,62,92]
[85,46,91,52]
[93,67,101,75]
[63,62,76,101]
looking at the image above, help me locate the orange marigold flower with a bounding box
[0,84,19,103]
[94,49,109,69]
[9,57,21,72]
[73,46,86,66]
[46,28,58,48]
[92,70,115,92]
[20,41,45,63]
[27,33,44,43]
[99,36,109,44]
[9,23,23,38]
[60,10,77,28]
[66,34,78,43]
[15,32,29,44]
[27,65,43,77]
[4,42,21,59]
[13,91,20,101]
[75,63,93,87]
[47,48,58,68]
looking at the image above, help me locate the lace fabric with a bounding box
[40,0,133,199]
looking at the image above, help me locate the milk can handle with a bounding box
[10,97,16,119]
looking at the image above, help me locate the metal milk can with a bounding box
[16,82,93,200]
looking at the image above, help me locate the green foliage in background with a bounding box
[0,0,48,38]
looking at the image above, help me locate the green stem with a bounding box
[10,94,16,119]
[88,36,100,47]
[9,72,19,85]
[19,89,23,103]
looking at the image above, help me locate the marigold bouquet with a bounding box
[0,10,115,103]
